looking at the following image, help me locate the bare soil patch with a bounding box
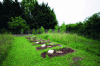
[41,48,76,58]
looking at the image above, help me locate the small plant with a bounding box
[48,39,50,43]
[8,32,13,35]
[50,43,55,45]
[44,51,47,53]
[33,38,36,41]
[55,47,60,51]
[62,46,68,49]
[39,40,41,43]
[4,31,8,35]
[45,42,48,45]
[44,34,49,39]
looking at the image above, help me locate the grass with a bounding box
[0,32,100,66]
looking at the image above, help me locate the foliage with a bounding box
[60,21,66,33]
[32,28,36,34]
[7,16,28,33]
[48,29,52,33]
[28,28,30,34]
[44,34,49,39]
[0,28,7,34]
[0,0,22,32]
[36,26,40,34]
[54,25,58,33]
[40,26,45,34]
[0,0,58,33]
[30,1,58,29]
[62,12,100,41]
[21,28,24,34]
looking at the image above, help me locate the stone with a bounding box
[48,50,54,54]
[47,46,52,48]
[36,42,39,43]
[56,51,63,53]
[41,44,46,47]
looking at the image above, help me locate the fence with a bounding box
[23,29,69,34]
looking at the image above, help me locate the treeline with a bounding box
[0,0,100,41]
[0,0,58,34]
[60,12,100,41]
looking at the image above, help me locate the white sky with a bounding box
[0,0,100,26]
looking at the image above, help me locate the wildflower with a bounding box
[60,45,62,47]
[48,39,49,41]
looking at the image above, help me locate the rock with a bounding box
[36,42,39,43]
[48,50,54,54]
[47,46,51,47]
[56,51,63,53]
[41,44,46,47]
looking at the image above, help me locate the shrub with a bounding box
[32,28,36,34]
[48,29,52,33]
[0,28,7,34]
[36,29,40,34]
[40,26,45,34]
[60,21,66,33]
[21,28,24,34]
[7,16,28,33]
[44,34,49,39]
[54,25,58,33]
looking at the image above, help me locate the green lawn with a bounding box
[0,32,100,66]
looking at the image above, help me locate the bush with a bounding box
[36,29,40,34]
[44,34,49,39]
[21,28,24,34]
[54,25,58,33]
[7,16,28,34]
[32,28,36,34]
[48,29,52,33]
[0,28,7,34]
[60,22,66,34]
[40,26,45,34]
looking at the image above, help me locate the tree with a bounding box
[0,0,23,33]
[1,0,14,30]
[20,0,38,29]
[31,1,58,29]
[7,16,29,34]
[83,12,100,40]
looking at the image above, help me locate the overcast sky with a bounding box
[0,0,100,26]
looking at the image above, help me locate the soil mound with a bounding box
[41,48,76,58]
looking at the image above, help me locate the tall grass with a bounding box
[36,32,100,56]
[0,33,14,66]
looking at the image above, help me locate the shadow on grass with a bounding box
[0,45,12,66]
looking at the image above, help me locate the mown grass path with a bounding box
[1,35,100,66]
[2,36,40,66]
